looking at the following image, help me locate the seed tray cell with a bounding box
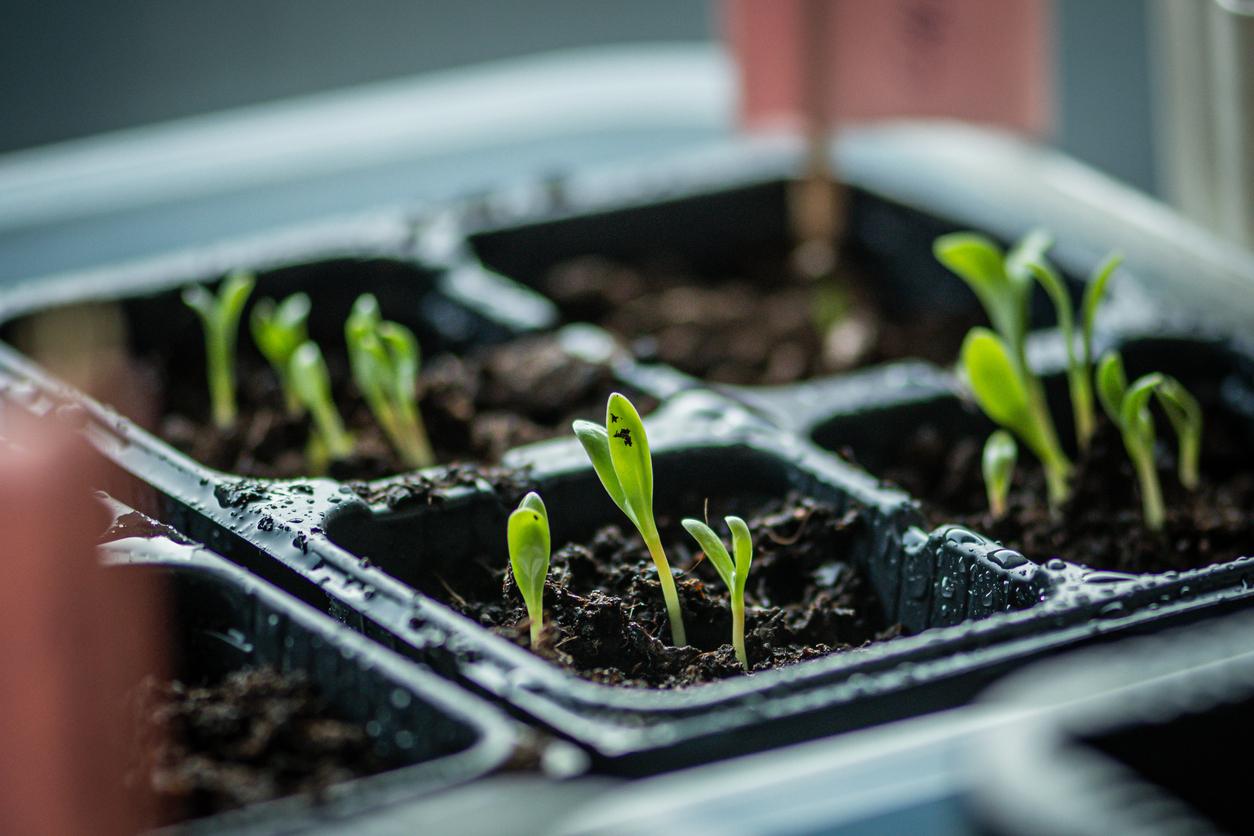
[98,528,514,833]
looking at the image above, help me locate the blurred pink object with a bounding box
[726,0,1053,137]
[0,415,161,835]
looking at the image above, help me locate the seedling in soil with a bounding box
[290,341,354,470]
[681,515,753,670]
[182,272,255,429]
[1096,351,1203,530]
[345,295,435,469]
[982,429,1018,520]
[507,491,550,646]
[251,292,311,416]
[573,392,687,647]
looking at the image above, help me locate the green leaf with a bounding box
[1096,352,1129,425]
[218,272,256,320]
[572,420,632,524]
[605,392,654,536]
[727,515,753,596]
[681,518,735,590]
[181,284,216,322]
[1082,252,1121,366]
[508,491,550,642]
[1005,228,1053,291]
[290,341,353,459]
[1154,376,1202,490]
[961,328,1033,431]
[377,321,420,405]
[1121,373,1164,449]
[251,293,310,371]
[935,233,1021,346]
[1025,259,1074,358]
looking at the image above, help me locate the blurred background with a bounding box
[0,0,1223,282]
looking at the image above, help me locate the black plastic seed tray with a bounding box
[98,521,515,834]
[968,606,1254,836]
[1,137,1252,778]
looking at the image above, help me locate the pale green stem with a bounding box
[1025,374,1073,508]
[206,323,235,429]
[396,401,436,468]
[987,484,1007,520]
[527,600,543,646]
[1070,370,1096,452]
[1131,448,1166,531]
[644,533,686,647]
[731,597,747,671]
[311,400,354,461]
[1179,435,1200,491]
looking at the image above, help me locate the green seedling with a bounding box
[345,295,435,469]
[682,515,753,670]
[182,272,255,429]
[1096,352,1203,530]
[982,429,1018,520]
[290,341,354,470]
[1022,250,1122,452]
[251,292,312,416]
[572,392,687,646]
[508,492,551,646]
[961,328,1072,507]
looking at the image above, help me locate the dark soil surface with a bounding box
[871,409,1254,574]
[426,493,901,688]
[152,334,647,480]
[129,667,393,825]
[540,251,979,386]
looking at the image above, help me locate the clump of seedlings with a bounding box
[507,492,551,646]
[939,230,1204,529]
[289,341,355,471]
[346,295,436,469]
[681,515,754,669]
[250,292,311,416]
[181,272,255,429]
[572,392,687,646]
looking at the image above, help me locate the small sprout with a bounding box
[182,272,255,429]
[290,341,354,468]
[961,328,1072,507]
[1023,249,1122,452]
[345,295,435,469]
[251,293,312,416]
[982,430,1018,519]
[682,515,753,670]
[573,392,687,646]
[1154,376,1202,491]
[508,492,551,646]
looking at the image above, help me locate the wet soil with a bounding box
[151,334,648,480]
[129,667,393,826]
[540,251,979,386]
[871,409,1254,573]
[426,493,901,688]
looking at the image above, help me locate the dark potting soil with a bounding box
[868,410,1254,574]
[153,334,649,480]
[426,493,901,688]
[129,667,393,825]
[540,251,979,386]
